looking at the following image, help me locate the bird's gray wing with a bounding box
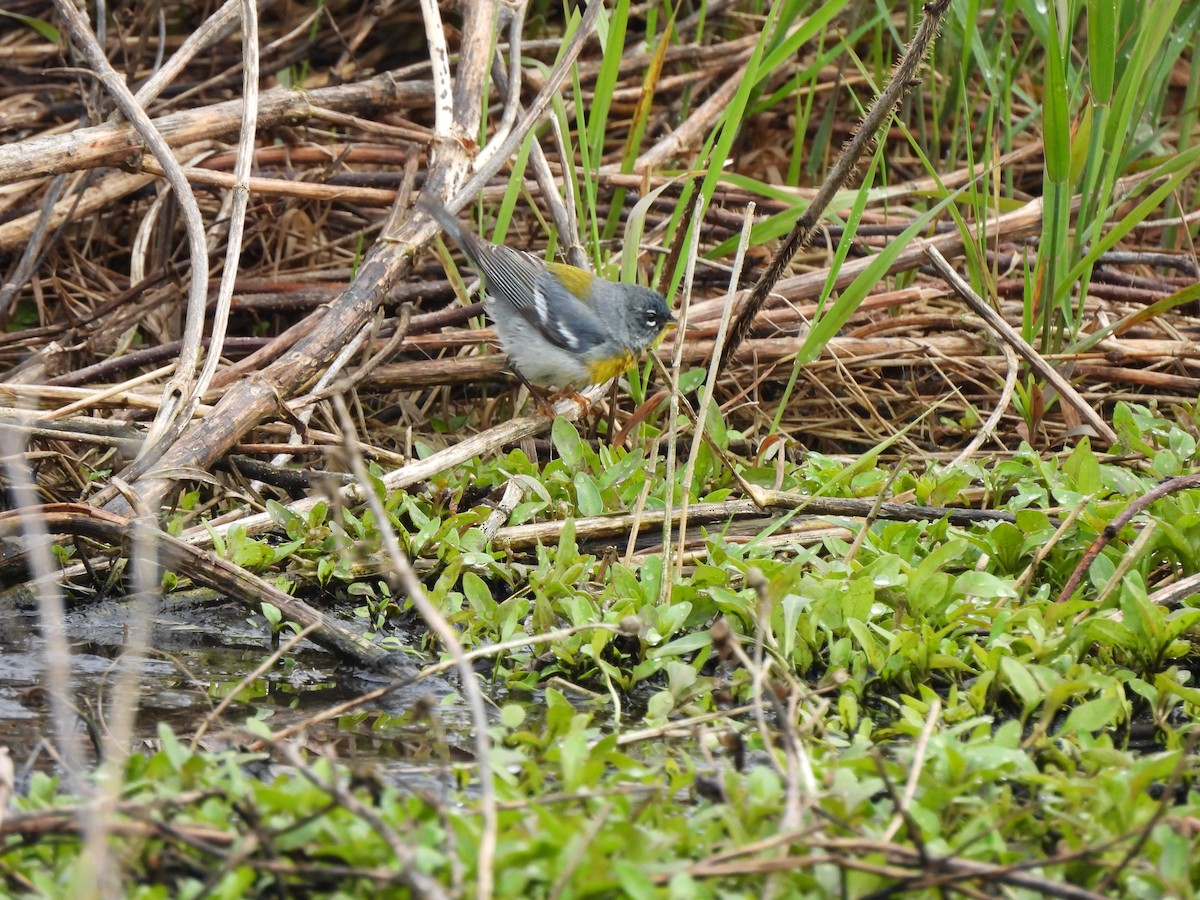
[523,272,612,353]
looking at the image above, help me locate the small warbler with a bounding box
[424,200,675,390]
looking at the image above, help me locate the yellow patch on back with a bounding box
[544,261,595,300]
[586,349,636,384]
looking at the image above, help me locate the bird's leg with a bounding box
[510,368,558,416]
[509,368,592,417]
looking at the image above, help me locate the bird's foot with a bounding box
[545,387,592,415]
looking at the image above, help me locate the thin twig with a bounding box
[948,342,1019,468]
[331,395,497,900]
[50,0,211,456]
[925,243,1118,444]
[676,203,755,573]
[719,0,953,372]
[1057,474,1200,603]
[279,742,450,900]
[474,2,528,173]
[0,435,101,871]
[660,189,708,602]
[187,0,260,415]
[881,697,940,843]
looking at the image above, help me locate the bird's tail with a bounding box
[420,197,490,265]
[420,197,539,309]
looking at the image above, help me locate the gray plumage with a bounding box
[424,200,673,388]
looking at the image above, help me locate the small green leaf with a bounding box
[953,571,1017,600]
[552,418,586,471]
[1064,438,1102,494]
[243,716,274,740]
[204,521,227,557]
[614,860,658,900]
[500,704,525,729]
[557,727,589,791]
[573,472,604,516]
[1061,696,1122,735]
[266,499,301,529]
[462,572,497,623]
[645,690,675,720]
[649,631,712,659]
[1000,656,1042,712]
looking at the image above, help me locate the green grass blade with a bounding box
[795,188,965,367]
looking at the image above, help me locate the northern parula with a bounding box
[425,200,675,389]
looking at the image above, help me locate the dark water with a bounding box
[0,593,479,795]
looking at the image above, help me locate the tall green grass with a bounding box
[536,0,1196,408]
